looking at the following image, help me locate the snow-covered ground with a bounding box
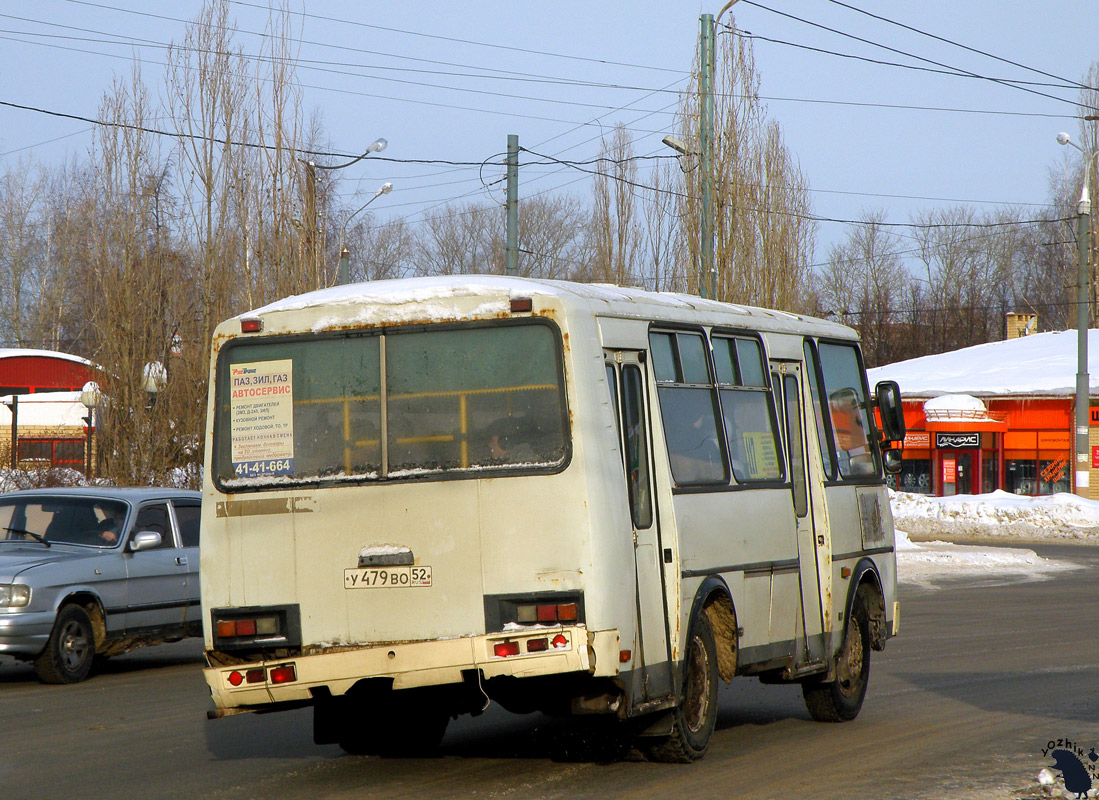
[891,490,1097,588]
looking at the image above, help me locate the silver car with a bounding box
[0,487,201,683]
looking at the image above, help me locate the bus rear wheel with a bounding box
[642,612,718,763]
[803,595,870,722]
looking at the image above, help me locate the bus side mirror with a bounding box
[882,448,903,475]
[874,380,905,443]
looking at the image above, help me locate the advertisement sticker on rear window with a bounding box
[230,359,295,477]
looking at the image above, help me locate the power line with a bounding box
[223,0,688,76]
[522,145,1070,231]
[738,0,1097,113]
[736,32,1080,90]
[823,0,1093,92]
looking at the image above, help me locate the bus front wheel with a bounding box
[803,594,870,722]
[642,612,719,763]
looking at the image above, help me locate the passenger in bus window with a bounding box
[481,415,537,465]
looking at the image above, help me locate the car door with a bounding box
[170,498,201,627]
[123,501,190,634]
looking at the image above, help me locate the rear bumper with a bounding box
[205,625,620,710]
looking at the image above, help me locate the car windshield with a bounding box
[0,497,128,548]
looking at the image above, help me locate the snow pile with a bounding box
[890,490,1093,588]
[891,490,1099,541]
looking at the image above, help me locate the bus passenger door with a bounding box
[774,362,828,666]
[605,351,674,702]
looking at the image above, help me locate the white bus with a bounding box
[200,276,905,761]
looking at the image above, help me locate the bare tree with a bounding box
[816,210,907,367]
[0,158,44,346]
[675,25,815,309]
[86,65,178,483]
[640,158,687,293]
[588,124,642,286]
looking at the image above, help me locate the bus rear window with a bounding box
[213,322,569,488]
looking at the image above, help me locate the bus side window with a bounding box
[621,365,653,529]
[714,336,783,483]
[650,331,727,486]
[817,342,878,478]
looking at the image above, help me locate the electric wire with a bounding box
[738,0,1098,113]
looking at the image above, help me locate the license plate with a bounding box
[344,566,432,589]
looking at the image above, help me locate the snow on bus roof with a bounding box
[243,275,849,336]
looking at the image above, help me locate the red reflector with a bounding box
[526,638,548,653]
[228,670,244,686]
[494,641,520,657]
[240,318,263,333]
[269,665,296,684]
[536,605,558,623]
[216,620,236,638]
[557,603,578,622]
[619,649,632,663]
[245,668,265,684]
[551,634,568,649]
[840,567,852,579]
[510,297,533,313]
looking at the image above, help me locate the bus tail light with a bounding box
[269,664,297,684]
[526,638,548,653]
[211,605,302,651]
[494,641,520,658]
[518,602,580,625]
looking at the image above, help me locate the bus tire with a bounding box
[34,605,96,684]
[642,612,718,763]
[803,595,870,722]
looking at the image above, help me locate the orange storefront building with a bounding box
[867,320,1090,498]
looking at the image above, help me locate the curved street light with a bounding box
[338,182,394,285]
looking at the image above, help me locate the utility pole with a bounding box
[698,2,741,301]
[699,14,715,300]
[506,134,519,277]
[303,160,319,286]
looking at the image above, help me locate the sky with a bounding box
[1,0,1097,266]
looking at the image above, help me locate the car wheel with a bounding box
[34,605,96,684]
[803,594,871,722]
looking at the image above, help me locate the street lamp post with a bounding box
[1057,130,1096,498]
[337,182,393,285]
[302,138,389,285]
[80,381,101,478]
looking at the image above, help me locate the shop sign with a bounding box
[942,456,956,484]
[1038,431,1071,449]
[1093,446,1099,469]
[903,431,931,448]
[935,432,979,449]
[1091,407,1099,426]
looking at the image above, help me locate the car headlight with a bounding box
[0,584,31,607]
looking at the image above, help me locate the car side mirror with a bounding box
[130,531,163,552]
[874,380,905,443]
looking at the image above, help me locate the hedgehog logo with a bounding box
[1042,739,1099,799]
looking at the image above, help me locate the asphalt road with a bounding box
[2,543,1097,800]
